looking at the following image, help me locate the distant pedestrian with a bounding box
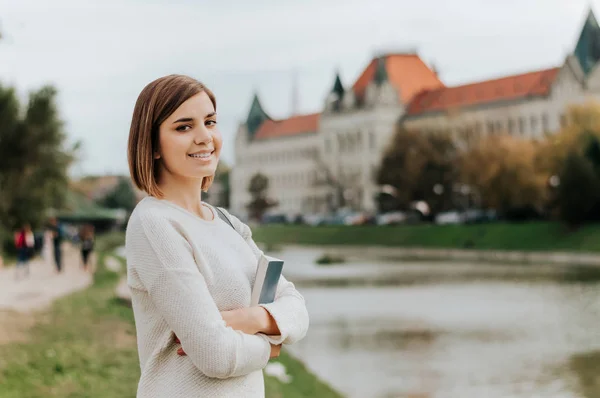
[42,228,53,267]
[47,217,64,273]
[79,223,95,271]
[14,224,34,280]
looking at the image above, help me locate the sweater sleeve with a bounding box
[126,211,271,379]
[226,212,309,346]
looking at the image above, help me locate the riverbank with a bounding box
[0,233,340,398]
[252,223,600,266]
[253,222,600,252]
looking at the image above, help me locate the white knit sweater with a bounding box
[125,197,309,397]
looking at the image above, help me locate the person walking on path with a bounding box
[14,224,35,280]
[42,227,53,267]
[47,217,64,273]
[78,223,95,272]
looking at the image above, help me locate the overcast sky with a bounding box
[0,0,592,176]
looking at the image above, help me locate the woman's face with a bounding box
[156,91,222,184]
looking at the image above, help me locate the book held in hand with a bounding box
[251,254,284,306]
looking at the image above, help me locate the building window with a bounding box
[475,122,482,134]
[508,119,515,134]
[542,114,549,132]
[495,121,502,133]
[530,116,538,134]
[347,133,355,153]
[338,134,345,153]
[487,121,495,135]
[519,117,526,135]
[369,132,376,150]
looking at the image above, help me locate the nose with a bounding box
[193,125,212,145]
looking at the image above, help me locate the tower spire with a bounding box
[574,6,600,75]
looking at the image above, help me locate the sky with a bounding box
[0,0,593,176]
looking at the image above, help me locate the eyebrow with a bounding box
[173,117,193,124]
[172,113,217,124]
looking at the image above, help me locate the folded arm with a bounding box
[127,211,271,379]
[226,211,310,346]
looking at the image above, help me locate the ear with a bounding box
[154,151,161,160]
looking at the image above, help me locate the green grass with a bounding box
[252,222,600,252]
[570,350,600,398]
[0,233,341,398]
[265,351,341,398]
[0,250,139,398]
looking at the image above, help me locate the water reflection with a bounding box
[280,253,600,398]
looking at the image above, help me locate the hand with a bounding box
[175,336,186,356]
[270,343,282,359]
[220,307,266,335]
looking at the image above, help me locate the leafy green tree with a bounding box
[537,102,600,225]
[204,161,230,208]
[0,84,77,232]
[246,172,276,221]
[557,151,600,227]
[97,176,137,213]
[376,127,456,214]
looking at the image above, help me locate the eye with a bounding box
[206,120,217,127]
[176,124,192,132]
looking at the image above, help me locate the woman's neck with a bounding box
[157,174,210,220]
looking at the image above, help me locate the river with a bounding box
[274,247,600,398]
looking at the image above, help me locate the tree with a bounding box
[556,151,600,227]
[535,101,600,225]
[458,135,547,215]
[536,101,600,175]
[0,84,77,232]
[246,172,276,221]
[204,161,230,208]
[97,176,137,213]
[376,127,457,214]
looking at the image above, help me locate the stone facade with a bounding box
[230,10,600,220]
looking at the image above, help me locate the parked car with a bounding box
[435,210,464,225]
[261,213,288,224]
[376,211,407,225]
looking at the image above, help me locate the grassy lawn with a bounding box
[0,233,341,398]
[252,222,600,252]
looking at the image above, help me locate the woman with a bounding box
[125,75,309,397]
[14,224,34,280]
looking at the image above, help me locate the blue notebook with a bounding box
[251,254,284,305]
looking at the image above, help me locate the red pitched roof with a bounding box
[254,113,319,140]
[352,53,445,103]
[406,67,560,116]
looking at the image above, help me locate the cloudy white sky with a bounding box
[0,0,592,176]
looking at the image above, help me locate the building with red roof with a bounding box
[231,9,599,218]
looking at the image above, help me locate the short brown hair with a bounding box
[128,74,217,197]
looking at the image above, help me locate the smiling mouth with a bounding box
[188,151,214,159]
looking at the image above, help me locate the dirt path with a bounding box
[0,244,94,344]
